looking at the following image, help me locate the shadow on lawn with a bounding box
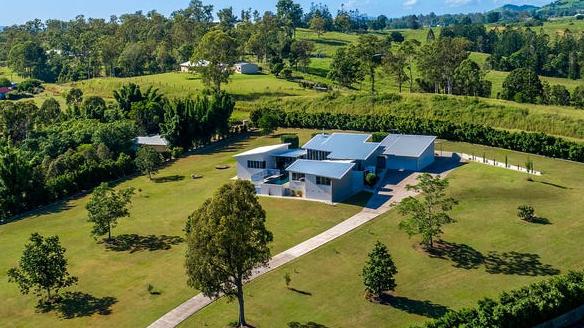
[104,234,184,253]
[288,287,312,296]
[379,294,449,318]
[38,292,117,319]
[152,175,185,183]
[429,240,559,276]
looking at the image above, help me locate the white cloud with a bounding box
[403,0,418,7]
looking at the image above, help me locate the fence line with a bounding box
[457,153,542,175]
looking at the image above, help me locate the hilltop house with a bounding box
[234,62,259,74]
[234,132,436,203]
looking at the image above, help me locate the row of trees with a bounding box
[327,34,492,98]
[251,108,584,162]
[0,83,235,221]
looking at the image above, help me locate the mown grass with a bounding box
[0,130,368,328]
[182,136,584,328]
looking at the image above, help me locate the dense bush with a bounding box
[419,270,584,328]
[280,134,300,149]
[249,108,584,162]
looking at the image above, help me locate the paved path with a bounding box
[147,156,461,328]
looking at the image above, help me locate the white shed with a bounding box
[379,134,436,171]
[234,62,259,74]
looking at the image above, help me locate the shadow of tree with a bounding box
[528,216,552,225]
[152,175,185,183]
[288,322,329,328]
[38,292,117,319]
[288,287,312,296]
[428,240,484,270]
[484,251,560,276]
[104,234,184,253]
[379,294,450,318]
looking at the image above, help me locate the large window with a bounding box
[306,149,330,160]
[315,176,331,185]
[291,173,305,181]
[247,160,266,169]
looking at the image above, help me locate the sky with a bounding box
[0,0,553,26]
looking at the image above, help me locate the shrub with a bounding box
[419,270,584,328]
[517,205,536,222]
[170,147,184,159]
[372,132,389,142]
[365,173,377,186]
[16,79,44,94]
[280,134,299,149]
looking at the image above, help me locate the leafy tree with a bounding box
[0,77,11,87]
[192,30,238,92]
[309,16,326,37]
[549,84,571,106]
[7,233,78,303]
[517,205,536,222]
[0,101,37,143]
[290,40,314,72]
[453,59,492,97]
[397,174,458,249]
[38,98,61,124]
[572,85,584,108]
[353,35,387,94]
[390,31,405,43]
[117,42,149,77]
[185,180,273,328]
[328,47,363,88]
[501,68,543,103]
[417,37,470,94]
[81,96,107,121]
[65,88,84,114]
[86,183,135,241]
[135,147,162,180]
[7,41,48,80]
[362,241,397,299]
[276,0,303,37]
[256,108,281,135]
[383,49,408,93]
[218,7,237,31]
[113,83,143,115]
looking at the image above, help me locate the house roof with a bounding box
[276,148,307,158]
[234,62,257,67]
[234,144,290,157]
[180,60,209,67]
[380,134,436,157]
[136,135,169,147]
[286,159,355,180]
[0,87,11,94]
[303,133,378,160]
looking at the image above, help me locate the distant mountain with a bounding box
[538,0,584,16]
[491,4,541,13]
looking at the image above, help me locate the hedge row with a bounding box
[418,270,584,328]
[267,110,584,163]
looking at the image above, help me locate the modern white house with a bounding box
[234,62,259,74]
[179,60,209,72]
[234,132,436,203]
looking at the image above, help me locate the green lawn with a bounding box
[183,137,584,328]
[0,130,369,328]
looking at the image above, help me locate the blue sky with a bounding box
[0,0,552,26]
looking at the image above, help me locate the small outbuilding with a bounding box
[379,134,436,171]
[179,60,209,72]
[234,62,259,74]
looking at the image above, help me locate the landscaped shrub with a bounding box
[365,173,377,186]
[517,205,536,222]
[262,109,584,163]
[418,270,584,328]
[280,134,299,148]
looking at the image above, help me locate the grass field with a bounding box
[0,131,369,328]
[183,136,584,328]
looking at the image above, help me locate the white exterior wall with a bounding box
[259,183,286,196]
[332,172,356,202]
[303,174,333,202]
[417,141,435,170]
[236,153,278,180]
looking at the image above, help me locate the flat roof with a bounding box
[380,134,436,157]
[286,159,355,180]
[136,135,168,146]
[276,148,307,158]
[234,144,289,157]
[303,133,378,160]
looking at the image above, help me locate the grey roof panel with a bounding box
[286,159,355,180]
[303,133,378,160]
[380,134,436,157]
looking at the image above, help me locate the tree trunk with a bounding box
[236,277,246,327]
[108,222,112,241]
[370,67,375,95]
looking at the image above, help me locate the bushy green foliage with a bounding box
[280,134,300,148]
[419,270,584,328]
[16,79,43,93]
[7,233,78,303]
[276,110,584,162]
[501,68,543,103]
[365,173,377,186]
[362,241,397,298]
[86,183,135,240]
[517,205,536,222]
[371,132,389,142]
[135,147,162,179]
